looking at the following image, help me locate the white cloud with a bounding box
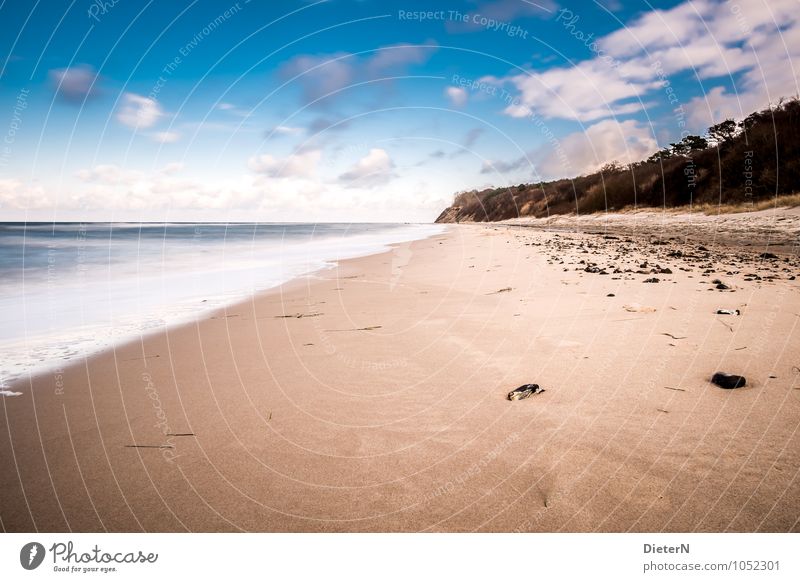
[540,119,658,178]
[160,162,184,175]
[491,0,800,125]
[596,0,623,11]
[67,167,263,212]
[480,118,658,179]
[2,161,452,222]
[116,93,164,129]
[152,131,180,143]
[247,149,321,178]
[479,157,530,175]
[600,0,797,60]
[445,86,468,107]
[683,0,800,127]
[279,52,355,102]
[148,177,196,194]
[307,117,350,134]
[449,127,486,159]
[365,43,437,77]
[338,148,395,187]
[279,43,437,104]
[75,164,143,185]
[270,125,304,136]
[599,0,716,58]
[446,0,555,32]
[180,120,254,133]
[49,65,99,103]
[214,101,251,118]
[490,59,658,122]
[0,179,51,209]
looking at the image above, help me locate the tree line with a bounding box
[437,96,800,222]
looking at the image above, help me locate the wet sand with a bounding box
[2,216,799,532]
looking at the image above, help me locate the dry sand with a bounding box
[2,214,800,532]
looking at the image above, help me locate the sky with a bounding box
[0,0,798,222]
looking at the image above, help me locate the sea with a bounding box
[0,222,444,389]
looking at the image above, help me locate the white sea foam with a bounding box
[0,222,444,384]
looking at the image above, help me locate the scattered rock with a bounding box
[716,283,730,290]
[643,277,660,283]
[711,372,747,389]
[759,252,778,259]
[507,384,545,401]
[624,303,657,313]
[275,312,322,319]
[324,325,382,332]
[716,309,740,315]
[606,293,615,297]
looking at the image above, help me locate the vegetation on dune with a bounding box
[436,97,800,222]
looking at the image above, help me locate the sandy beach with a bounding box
[2,212,799,533]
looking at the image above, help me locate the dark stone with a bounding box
[711,372,747,389]
[643,277,660,283]
[759,252,778,259]
[716,283,730,290]
[507,384,545,401]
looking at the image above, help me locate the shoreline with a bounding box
[0,223,445,388]
[1,217,798,532]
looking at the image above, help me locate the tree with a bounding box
[646,148,673,163]
[739,109,770,131]
[707,119,737,146]
[599,160,624,174]
[670,135,708,156]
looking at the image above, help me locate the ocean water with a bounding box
[0,222,444,387]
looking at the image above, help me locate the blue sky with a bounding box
[0,0,797,221]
